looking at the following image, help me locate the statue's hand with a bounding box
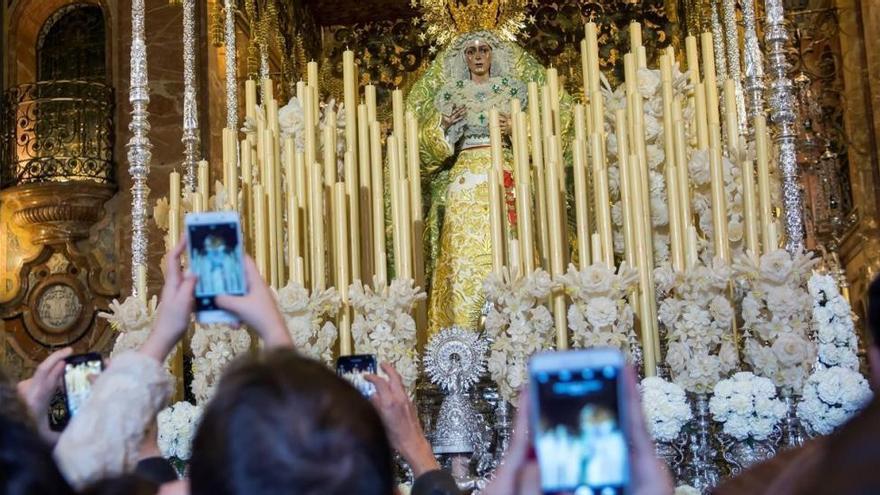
[498,113,512,136]
[441,104,467,132]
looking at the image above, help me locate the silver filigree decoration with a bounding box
[742,0,765,129]
[721,0,746,134]
[765,0,805,253]
[424,326,488,393]
[224,0,238,132]
[709,2,728,85]
[127,0,152,297]
[181,0,200,192]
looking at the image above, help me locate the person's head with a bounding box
[464,38,492,79]
[80,475,158,495]
[0,415,74,495]
[189,349,394,495]
[866,275,880,385]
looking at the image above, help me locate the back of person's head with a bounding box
[189,349,394,495]
[0,367,34,429]
[0,415,74,495]
[80,475,158,495]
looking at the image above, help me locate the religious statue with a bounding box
[407,0,573,335]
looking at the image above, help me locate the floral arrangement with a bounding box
[686,149,745,261]
[655,259,738,394]
[734,249,818,394]
[273,281,340,366]
[797,366,872,435]
[190,325,252,403]
[709,372,787,441]
[808,273,859,370]
[157,400,203,461]
[349,278,426,392]
[278,96,346,174]
[102,295,178,371]
[640,377,692,442]
[560,262,638,355]
[484,269,555,403]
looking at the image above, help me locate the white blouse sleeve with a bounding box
[53,351,173,489]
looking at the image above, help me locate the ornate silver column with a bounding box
[225,0,238,132]
[127,0,152,297]
[709,1,728,84]
[721,0,747,134]
[765,0,805,253]
[742,0,765,129]
[181,0,200,192]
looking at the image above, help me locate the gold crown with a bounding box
[416,0,526,45]
[447,0,501,32]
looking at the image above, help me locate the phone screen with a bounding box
[63,355,103,418]
[188,221,246,313]
[533,363,629,495]
[336,354,377,397]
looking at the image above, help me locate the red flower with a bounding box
[503,170,515,189]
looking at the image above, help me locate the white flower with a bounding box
[584,297,618,328]
[710,372,785,441]
[771,333,812,368]
[100,295,157,333]
[688,150,711,185]
[798,367,872,435]
[637,68,662,98]
[158,401,203,460]
[640,377,692,442]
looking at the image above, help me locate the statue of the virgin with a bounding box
[407,1,573,335]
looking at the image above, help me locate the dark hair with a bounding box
[867,275,880,346]
[0,367,35,430]
[0,415,74,495]
[189,349,394,495]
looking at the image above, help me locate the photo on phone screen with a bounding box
[336,354,377,398]
[187,218,245,314]
[532,355,629,495]
[63,354,103,418]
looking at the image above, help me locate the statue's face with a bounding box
[464,40,492,77]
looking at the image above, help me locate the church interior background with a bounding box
[2,0,880,490]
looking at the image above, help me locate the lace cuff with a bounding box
[54,351,173,489]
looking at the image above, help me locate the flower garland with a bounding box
[640,377,692,442]
[157,400,203,461]
[655,259,738,394]
[797,366,872,435]
[349,278,426,392]
[734,249,818,394]
[560,262,638,356]
[709,372,786,441]
[190,324,251,403]
[808,273,859,370]
[484,269,555,403]
[273,281,340,366]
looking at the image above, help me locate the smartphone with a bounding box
[529,348,630,495]
[63,353,104,418]
[185,211,247,324]
[336,354,377,398]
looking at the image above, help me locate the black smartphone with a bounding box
[62,353,104,418]
[336,354,377,398]
[529,348,630,495]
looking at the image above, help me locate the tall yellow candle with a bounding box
[489,168,505,276]
[285,138,300,285]
[661,53,684,271]
[755,115,773,251]
[398,178,413,280]
[528,83,550,270]
[672,98,693,231]
[253,184,268,278]
[701,33,720,124]
[307,61,319,90]
[245,79,257,122]
[709,129,730,262]
[344,151,361,282]
[573,139,591,269]
[303,90,317,177]
[309,161,326,290]
[295,150,309,286]
[547,68,562,137]
[333,183,352,356]
[694,82,710,149]
[357,104,373,280]
[629,153,657,376]
[343,50,358,154]
[197,160,209,205]
[392,89,406,176]
[722,79,741,159]
[767,220,779,252]
[135,265,147,305]
[515,112,535,275]
[591,233,604,265]
[741,159,760,255]
[263,133,280,287]
[365,85,377,124]
[240,139,253,249]
[545,158,567,350]
[615,110,636,270]
[169,171,181,248]
[685,35,701,88]
[388,135,403,277]
[405,114,425,288]
[591,133,613,267]
[370,122,387,285]
[686,225,699,269]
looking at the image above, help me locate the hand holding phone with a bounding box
[186,212,247,325]
[530,349,630,495]
[336,354,377,397]
[63,353,103,418]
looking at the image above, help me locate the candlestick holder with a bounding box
[181,0,200,192]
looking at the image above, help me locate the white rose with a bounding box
[585,297,619,328]
[772,333,811,368]
[688,150,711,185]
[759,249,794,285]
